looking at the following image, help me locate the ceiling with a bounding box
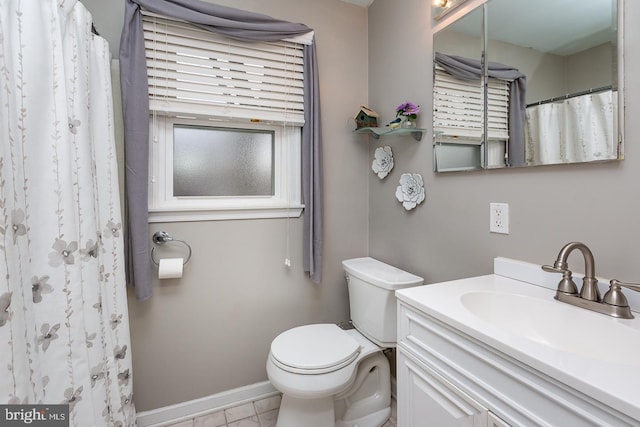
[339,0,375,7]
[448,0,615,56]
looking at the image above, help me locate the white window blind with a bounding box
[433,64,510,142]
[142,11,307,124]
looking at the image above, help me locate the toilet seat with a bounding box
[270,324,362,375]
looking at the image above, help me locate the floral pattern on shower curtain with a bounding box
[0,1,135,426]
[525,91,617,165]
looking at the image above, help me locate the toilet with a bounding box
[266,257,424,427]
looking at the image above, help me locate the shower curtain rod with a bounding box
[526,85,613,108]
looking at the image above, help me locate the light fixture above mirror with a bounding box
[433,0,469,21]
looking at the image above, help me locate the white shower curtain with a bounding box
[0,1,135,426]
[525,90,617,165]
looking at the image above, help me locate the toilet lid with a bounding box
[270,324,361,374]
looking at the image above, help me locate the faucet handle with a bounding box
[542,265,578,295]
[603,279,640,307]
[610,279,640,292]
[542,264,565,274]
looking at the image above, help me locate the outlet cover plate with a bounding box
[490,202,509,234]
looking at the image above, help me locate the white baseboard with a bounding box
[135,381,279,427]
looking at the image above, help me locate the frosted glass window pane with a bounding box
[173,125,274,197]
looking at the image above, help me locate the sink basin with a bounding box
[461,291,640,366]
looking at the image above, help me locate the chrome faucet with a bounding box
[542,242,639,319]
[542,241,600,301]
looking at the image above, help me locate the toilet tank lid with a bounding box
[342,257,424,290]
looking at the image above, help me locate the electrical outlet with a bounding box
[490,202,509,234]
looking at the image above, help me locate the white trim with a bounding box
[136,381,279,427]
[149,117,303,221]
[149,206,303,222]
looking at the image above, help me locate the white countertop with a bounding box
[396,259,640,422]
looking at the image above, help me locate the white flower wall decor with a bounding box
[372,146,394,179]
[395,173,426,210]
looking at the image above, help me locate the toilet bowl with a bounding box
[266,257,423,427]
[267,324,389,427]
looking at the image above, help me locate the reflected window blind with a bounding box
[434,65,509,142]
[142,11,307,124]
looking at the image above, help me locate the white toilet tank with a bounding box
[342,257,423,347]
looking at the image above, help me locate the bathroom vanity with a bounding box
[395,258,640,426]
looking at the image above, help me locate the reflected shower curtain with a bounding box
[525,91,617,164]
[0,1,135,426]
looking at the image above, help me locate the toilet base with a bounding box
[276,394,335,427]
[335,406,391,427]
[334,351,391,427]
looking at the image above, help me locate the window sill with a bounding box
[149,205,304,223]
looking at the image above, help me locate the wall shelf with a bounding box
[354,126,426,141]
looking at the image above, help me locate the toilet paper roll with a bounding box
[158,258,184,279]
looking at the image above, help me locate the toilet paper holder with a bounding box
[150,231,192,266]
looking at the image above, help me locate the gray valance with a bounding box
[120,0,323,300]
[435,52,527,166]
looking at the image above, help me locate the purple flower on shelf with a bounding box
[395,101,420,121]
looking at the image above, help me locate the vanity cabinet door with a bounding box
[488,411,511,427]
[397,348,488,427]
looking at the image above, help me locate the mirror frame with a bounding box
[432,0,624,172]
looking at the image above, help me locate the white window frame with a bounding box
[149,116,303,222]
[142,10,311,222]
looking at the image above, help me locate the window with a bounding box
[433,64,510,169]
[142,11,310,221]
[172,125,274,198]
[149,117,302,222]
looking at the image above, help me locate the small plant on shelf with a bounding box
[395,101,420,128]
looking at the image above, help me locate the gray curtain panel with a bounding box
[435,52,527,167]
[120,0,323,300]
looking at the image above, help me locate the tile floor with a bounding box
[165,394,397,427]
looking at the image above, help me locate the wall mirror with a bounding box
[432,0,623,172]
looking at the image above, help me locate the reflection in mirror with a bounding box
[433,0,623,172]
[487,0,620,167]
[432,5,485,172]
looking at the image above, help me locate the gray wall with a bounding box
[84,0,640,414]
[368,0,639,293]
[83,0,370,412]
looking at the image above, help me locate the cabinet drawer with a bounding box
[397,347,488,427]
